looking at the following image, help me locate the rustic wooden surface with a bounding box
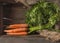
[0,35,59,43]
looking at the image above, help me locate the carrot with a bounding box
[4,28,28,33]
[7,32,28,36]
[7,24,28,29]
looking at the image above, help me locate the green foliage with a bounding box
[26,0,60,33]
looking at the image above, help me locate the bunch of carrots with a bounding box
[4,24,28,36]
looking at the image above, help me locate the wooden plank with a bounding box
[0,5,3,35]
[0,0,16,3]
[0,35,54,43]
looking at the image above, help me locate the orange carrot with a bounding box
[7,32,28,36]
[4,28,28,33]
[7,24,28,29]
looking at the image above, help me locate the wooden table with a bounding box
[0,35,59,43]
